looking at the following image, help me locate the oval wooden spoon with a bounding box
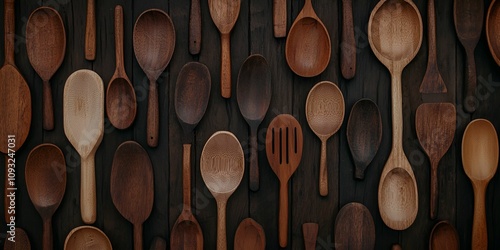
[368,0,422,230]
[111,141,154,250]
[486,0,500,66]
[429,221,459,250]
[3,227,31,250]
[415,103,455,219]
[26,6,65,130]
[201,131,244,250]
[25,143,66,250]
[106,5,136,130]
[285,0,331,77]
[237,54,271,192]
[234,218,265,250]
[63,69,104,224]
[334,202,375,250]
[302,223,318,250]
[266,114,303,247]
[306,81,344,196]
[208,0,241,98]
[347,99,382,180]
[462,119,498,250]
[64,226,112,250]
[133,9,175,147]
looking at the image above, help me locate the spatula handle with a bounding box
[273,0,286,38]
[147,79,159,147]
[319,140,328,196]
[85,0,96,61]
[279,181,288,247]
[249,128,259,191]
[43,218,53,250]
[43,80,54,130]
[341,0,356,79]
[216,200,227,250]
[220,33,231,98]
[81,154,96,224]
[4,0,15,65]
[189,0,201,54]
[464,47,477,113]
[134,223,143,250]
[472,183,487,249]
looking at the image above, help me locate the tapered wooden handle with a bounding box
[147,80,159,147]
[430,161,438,219]
[4,0,15,65]
[134,223,143,250]
[114,5,124,72]
[390,70,404,150]
[189,0,201,54]
[85,0,96,61]
[182,144,192,210]
[273,0,286,38]
[220,33,231,98]
[472,183,487,250]
[42,218,53,250]
[464,48,477,113]
[81,154,96,224]
[319,140,328,196]
[279,182,288,247]
[427,0,438,67]
[43,80,54,130]
[341,0,356,79]
[216,200,227,250]
[249,128,259,191]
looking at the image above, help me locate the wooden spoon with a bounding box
[63,69,104,224]
[285,0,331,77]
[420,0,446,93]
[454,0,483,113]
[486,0,500,66]
[201,131,244,250]
[189,0,201,54]
[334,202,376,250]
[133,9,175,147]
[170,144,203,250]
[265,114,303,247]
[302,223,318,250]
[368,0,422,231]
[106,5,136,130]
[273,0,287,38]
[26,6,65,130]
[305,81,344,196]
[208,0,241,98]
[64,226,112,250]
[415,103,456,219]
[85,0,95,60]
[237,54,271,192]
[341,0,356,79]
[3,227,31,250]
[0,0,32,223]
[462,119,498,250]
[347,99,382,180]
[111,141,154,250]
[25,144,66,250]
[234,218,265,250]
[149,237,167,250]
[429,221,460,250]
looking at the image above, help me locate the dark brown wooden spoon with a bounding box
[3,227,31,250]
[111,141,154,250]
[26,6,65,130]
[302,223,318,250]
[334,202,375,250]
[25,143,66,250]
[237,54,271,192]
[454,0,484,113]
[430,221,460,250]
[234,218,265,250]
[150,237,167,250]
[346,98,382,180]
[486,0,500,66]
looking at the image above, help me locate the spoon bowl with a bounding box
[429,221,459,250]
[487,0,500,66]
[3,228,31,250]
[234,218,265,250]
[334,202,376,250]
[64,226,112,250]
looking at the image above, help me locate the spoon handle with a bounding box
[147,79,159,147]
[4,0,15,65]
[220,33,231,98]
[464,47,477,113]
[472,183,487,249]
[80,154,96,224]
[249,127,259,191]
[114,5,125,73]
[134,223,143,250]
[43,80,54,130]
[43,218,53,250]
[319,139,328,196]
[189,0,201,54]
[216,200,227,250]
[427,0,438,70]
[182,144,192,210]
[430,160,438,219]
[273,0,286,38]
[341,0,356,79]
[279,181,288,247]
[85,0,96,61]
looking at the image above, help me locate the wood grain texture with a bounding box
[302,223,318,250]
[486,0,500,67]
[430,221,460,250]
[84,0,95,61]
[234,218,265,250]
[334,202,375,250]
[273,0,287,38]
[341,0,356,79]
[64,226,112,249]
[189,0,201,55]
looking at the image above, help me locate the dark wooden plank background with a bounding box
[1,0,500,249]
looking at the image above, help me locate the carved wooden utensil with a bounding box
[234,218,265,250]
[237,54,271,191]
[208,0,241,98]
[106,5,136,130]
[334,202,376,250]
[3,227,31,250]
[454,0,483,113]
[133,9,175,147]
[266,114,303,247]
[26,6,65,130]
[149,237,167,250]
[25,144,66,250]
[305,81,344,196]
[415,103,455,219]
[486,0,500,66]
[201,131,244,250]
[273,0,287,37]
[341,0,356,79]
[85,0,95,60]
[64,226,112,250]
[286,0,330,77]
[462,119,498,250]
[189,0,201,54]
[63,69,104,224]
[430,221,460,250]
[302,223,318,250]
[368,0,422,230]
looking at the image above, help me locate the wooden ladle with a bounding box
[133,9,175,147]
[305,81,344,196]
[334,202,376,250]
[201,131,244,250]
[462,119,498,250]
[64,226,112,250]
[368,0,422,231]
[106,5,136,130]
[25,144,66,250]
[237,54,271,192]
[234,218,265,250]
[111,141,154,250]
[429,221,460,250]
[285,0,331,77]
[486,0,500,67]
[26,6,65,130]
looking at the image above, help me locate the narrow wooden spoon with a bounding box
[234,218,265,250]
[429,221,460,250]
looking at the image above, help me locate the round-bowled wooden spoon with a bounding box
[430,221,460,250]
[334,202,375,250]
[265,114,303,247]
[133,9,175,147]
[208,0,241,98]
[462,119,498,250]
[237,54,271,192]
[64,226,112,250]
[273,0,287,38]
[285,0,331,77]
[234,218,265,250]
[3,227,31,250]
[63,69,104,224]
[341,0,356,79]
[347,99,382,180]
[111,141,154,250]
[305,81,344,196]
[201,131,244,250]
[302,223,318,250]
[486,0,500,66]
[415,103,456,219]
[25,143,66,250]
[368,0,422,231]
[170,144,203,250]
[106,5,136,130]
[26,6,65,130]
